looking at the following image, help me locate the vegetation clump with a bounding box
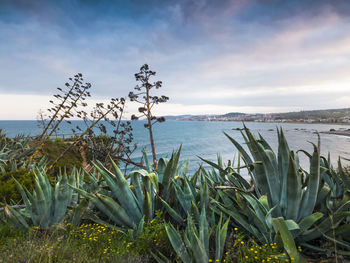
[0,169,37,203]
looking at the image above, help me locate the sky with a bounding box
[1,0,350,119]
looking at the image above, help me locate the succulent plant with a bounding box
[3,167,82,230]
[203,127,350,258]
[0,131,35,173]
[163,203,229,263]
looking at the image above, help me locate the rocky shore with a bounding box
[321,128,350,137]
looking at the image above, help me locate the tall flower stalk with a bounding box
[129,64,169,170]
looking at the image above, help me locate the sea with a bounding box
[1,120,350,174]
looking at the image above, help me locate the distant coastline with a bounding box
[164,107,350,125]
[167,119,350,126]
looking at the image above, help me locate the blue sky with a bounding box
[1,0,350,119]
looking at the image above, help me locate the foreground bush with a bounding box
[0,169,36,203]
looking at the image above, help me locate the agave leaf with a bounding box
[133,216,145,239]
[162,147,181,200]
[130,172,143,211]
[224,132,253,165]
[192,234,209,263]
[173,179,194,213]
[180,160,190,178]
[212,199,267,243]
[223,132,259,189]
[259,195,269,211]
[198,157,224,173]
[68,185,133,228]
[297,212,323,234]
[199,208,209,256]
[147,172,159,191]
[97,194,135,228]
[258,132,273,152]
[227,170,251,190]
[157,157,168,183]
[159,197,184,225]
[53,174,71,224]
[165,223,191,263]
[245,206,269,236]
[215,214,229,262]
[272,217,306,263]
[12,177,32,216]
[190,201,200,224]
[143,191,153,221]
[284,220,300,231]
[95,160,142,221]
[150,251,172,263]
[4,205,29,230]
[71,198,89,226]
[32,173,50,228]
[191,166,201,186]
[285,152,302,221]
[265,205,278,230]
[242,129,272,198]
[338,158,350,190]
[142,148,153,173]
[298,141,320,220]
[242,193,268,226]
[301,212,350,242]
[278,128,290,215]
[200,180,209,212]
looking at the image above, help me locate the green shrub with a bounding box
[40,139,83,173]
[133,211,174,258]
[0,169,36,203]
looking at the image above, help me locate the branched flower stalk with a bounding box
[46,97,133,172]
[27,73,137,173]
[129,64,169,170]
[28,73,91,165]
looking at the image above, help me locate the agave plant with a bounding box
[162,208,229,263]
[203,127,350,258]
[2,167,82,230]
[69,147,192,233]
[0,131,35,173]
[153,168,231,262]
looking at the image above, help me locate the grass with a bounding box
[0,224,152,263]
[223,229,296,263]
[0,222,302,263]
[0,212,173,263]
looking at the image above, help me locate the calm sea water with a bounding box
[1,120,350,173]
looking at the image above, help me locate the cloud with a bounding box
[1,0,350,118]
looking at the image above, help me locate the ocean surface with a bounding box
[1,120,350,174]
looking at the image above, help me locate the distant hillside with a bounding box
[163,115,194,120]
[273,108,350,120]
[222,112,247,117]
[163,108,350,122]
[164,112,248,121]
